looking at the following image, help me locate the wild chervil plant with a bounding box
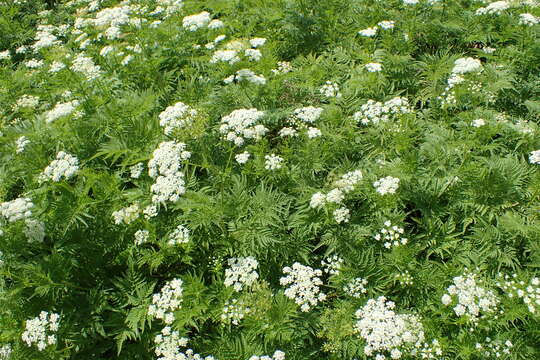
[0,0,539,359]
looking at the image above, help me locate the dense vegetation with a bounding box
[0,0,539,359]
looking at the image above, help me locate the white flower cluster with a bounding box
[358,27,378,37]
[333,207,351,223]
[411,340,443,359]
[224,256,259,291]
[88,5,133,39]
[224,69,266,85]
[24,219,45,243]
[44,100,80,123]
[0,197,34,222]
[13,94,39,110]
[378,20,395,30]
[210,50,240,64]
[496,273,540,314]
[221,298,251,325]
[292,106,324,124]
[130,163,144,178]
[25,59,44,69]
[210,38,266,64]
[471,118,486,128]
[475,338,513,358]
[148,141,191,204]
[528,150,540,164]
[475,1,510,15]
[149,278,184,324]
[264,154,284,170]
[437,73,464,106]
[15,136,30,153]
[0,50,10,60]
[359,20,395,37]
[32,24,60,51]
[50,61,66,73]
[153,0,185,18]
[153,326,216,360]
[250,38,266,47]
[112,203,140,225]
[519,13,540,25]
[182,11,211,31]
[353,97,411,125]
[374,220,408,249]
[40,151,79,182]
[154,326,188,360]
[0,344,11,359]
[21,311,60,351]
[354,296,425,359]
[279,106,323,139]
[71,53,102,81]
[235,151,250,164]
[344,277,368,298]
[441,271,499,322]
[202,34,227,50]
[134,229,149,245]
[219,108,267,146]
[271,61,293,74]
[280,262,326,312]
[244,49,263,61]
[451,57,483,75]
[310,169,363,209]
[395,271,414,286]
[321,254,344,276]
[319,81,342,98]
[168,224,189,245]
[249,350,285,360]
[373,176,400,195]
[159,102,198,135]
[365,62,382,72]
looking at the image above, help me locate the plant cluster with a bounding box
[0,0,539,359]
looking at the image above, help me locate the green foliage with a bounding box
[0,0,540,359]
